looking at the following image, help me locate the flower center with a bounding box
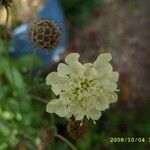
[71,78,94,105]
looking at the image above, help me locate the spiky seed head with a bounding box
[0,0,13,7]
[29,19,61,50]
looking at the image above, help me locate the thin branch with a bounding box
[27,83,46,92]
[29,48,36,76]
[55,133,78,150]
[4,6,9,39]
[30,95,47,104]
[3,5,17,91]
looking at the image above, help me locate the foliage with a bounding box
[0,39,52,149]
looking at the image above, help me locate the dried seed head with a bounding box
[0,0,13,7]
[29,19,61,50]
[67,117,88,139]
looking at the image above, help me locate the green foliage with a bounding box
[60,0,104,27]
[0,39,51,149]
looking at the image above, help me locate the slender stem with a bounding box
[30,95,47,104]
[27,83,46,92]
[29,48,36,76]
[3,6,16,90]
[5,6,9,28]
[55,133,78,150]
[4,6,9,39]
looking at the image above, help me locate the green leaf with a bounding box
[14,54,43,70]
[1,58,26,94]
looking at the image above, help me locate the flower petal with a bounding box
[65,53,80,65]
[51,83,62,95]
[109,92,118,103]
[108,72,119,82]
[46,72,67,85]
[46,99,61,113]
[65,53,83,75]
[95,63,113,74]
[93,53,113,73]
[57,63,71,76]
[94,53,112,65]
[46,99,68,117]
[102,80,117,91]
[95,98,109,111]
[75,110,85,120]
[60,91,73,104]
[83,63,97,78]
[87,109,102,120]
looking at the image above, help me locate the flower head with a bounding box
[46,53,119,121]
[0,0,13,7]
[29,19,61,50]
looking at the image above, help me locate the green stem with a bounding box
[30,95,47,104]
[55,133,78,150]
[3,6,16,90]
[27,83,46,92]
[29,48,36,76]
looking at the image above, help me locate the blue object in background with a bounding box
[10,0,67,70]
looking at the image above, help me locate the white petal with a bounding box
[71,106,85,120]
[51,83,62,95]
[75,110,85,120]
[46,99,68,117]
[108,72,119,82]
[109,92,118,103]
[102,80,117,91]
[65,53,80,65]
[46,72,67,85]
[83,63,97,78]
[65,53,83,75]
[96,97,110,111]
[69,63,83,75]
[46,99,61,113]
[84,63,93,67]
[94,53,112,65]
[88,109,101,120]
[75,114,84,120]
[60,91,72,104]
[93,53,113,73]
[95,63,113,74]
[57,63,71,76]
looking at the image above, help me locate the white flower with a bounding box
[46,53,119,121]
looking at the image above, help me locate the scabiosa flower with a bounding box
[29,19,61,50]
[46,53,119,121]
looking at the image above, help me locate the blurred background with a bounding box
[0,0,150,149]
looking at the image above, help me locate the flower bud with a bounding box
[67,117,87,139]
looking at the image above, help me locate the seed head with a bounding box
[0,0,13,7]
[29,19,61,50]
